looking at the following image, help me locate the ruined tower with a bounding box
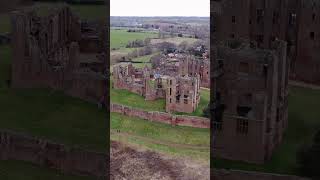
[213,0,320,84]
[212,39,289,163]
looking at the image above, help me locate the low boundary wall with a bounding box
[0,130,107,178]
[110,103,210,129]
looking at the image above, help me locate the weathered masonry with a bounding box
[213,0,320,84]
[212,39,289,163]
[11,5,108,104]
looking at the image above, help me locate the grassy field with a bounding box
[0,45,107,152]
[110,112,210,163]
[110,84,166,112]
[214,86,320,175]
[110,29,158,49]
[0,160,92,180]
[111,81,210,117]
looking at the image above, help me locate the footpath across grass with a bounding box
[214,86,320,175]
[0,160,92,180]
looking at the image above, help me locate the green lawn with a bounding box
[0,45,107,152]
[111,112,210,163]
[0,160,92,180]
[111,112,209,146]
[111,82,210,117]
[110,84,166,112]
[110,29,158,49]
[214,86,320,175]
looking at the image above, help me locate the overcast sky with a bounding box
[110,0,210,17]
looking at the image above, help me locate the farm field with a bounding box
[214,86,320,176]
[150,37,198,46]
[0,160,92,180]
[110,29,158,49]
[0,45,107,152]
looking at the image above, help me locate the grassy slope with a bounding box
[0,160,92,180]
[0,45,107,153]
[214,86,320,175]
[110,112,210,162]
[111,113,209,146]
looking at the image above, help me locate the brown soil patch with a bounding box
[110,141,210,180]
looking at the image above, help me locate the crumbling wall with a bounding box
[110,103,210,129]
[0,130,107,178]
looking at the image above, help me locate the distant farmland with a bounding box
[110,29,158,49]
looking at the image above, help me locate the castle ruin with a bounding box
[112,62,201,114]
[211,38,289,163]
[212,0,320,84]
[10,4,108,105]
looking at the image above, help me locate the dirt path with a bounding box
[110,129,209,151]
[289,80,320,90]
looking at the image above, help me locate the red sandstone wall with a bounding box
[213,169,309,180]
[0,131,107,178]
[110,103,210,129]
